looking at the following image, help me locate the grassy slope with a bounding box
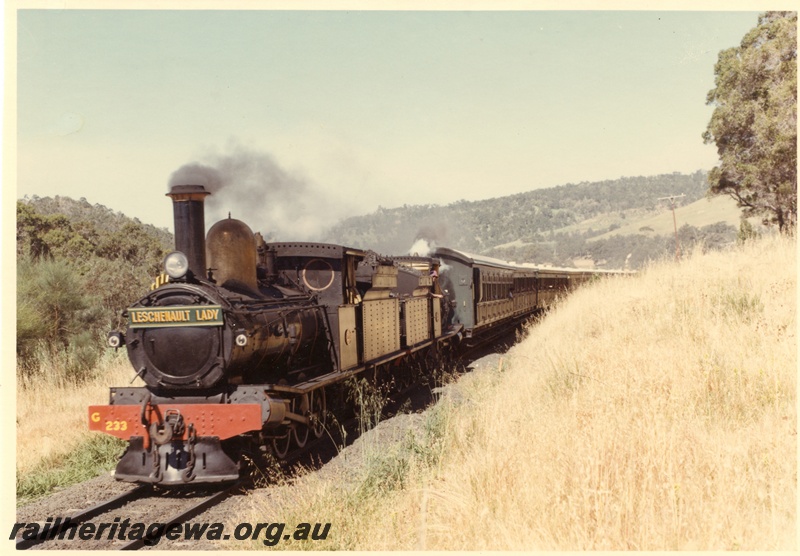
[494,195,745,250]
[241,234,796,550]
[16,354,138,503]
[588,194,745,240]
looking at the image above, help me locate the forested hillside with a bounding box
[16,196,173,380]
[323,171,740,268]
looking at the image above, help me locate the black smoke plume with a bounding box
[168,143,332,240]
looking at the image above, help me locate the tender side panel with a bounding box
[404,297,430,347]
[362,298,400,361]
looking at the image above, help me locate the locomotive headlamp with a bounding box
[164,251,190,279]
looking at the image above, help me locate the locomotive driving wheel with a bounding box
[293,395,310,449]
[271,430,292,459]
[310,389,326,439]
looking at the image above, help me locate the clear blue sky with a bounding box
[16,8,760,238]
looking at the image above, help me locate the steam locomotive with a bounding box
[90,184,609,485]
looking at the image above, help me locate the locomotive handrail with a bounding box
[227,294,318,310]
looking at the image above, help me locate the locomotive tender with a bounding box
[90,184,607,485]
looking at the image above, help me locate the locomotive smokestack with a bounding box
[167,185,210,278]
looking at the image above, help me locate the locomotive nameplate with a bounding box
[128,305,224,328]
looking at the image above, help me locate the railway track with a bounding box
[116,484,240,550]
[15,485,149,550]
[14,482,243,550]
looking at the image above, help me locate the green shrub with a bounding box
[17,435,126,505]
[16,257,105,381]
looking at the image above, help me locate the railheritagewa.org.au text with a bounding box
[11,518,331,546]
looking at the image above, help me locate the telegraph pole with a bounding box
[658,194,685,261]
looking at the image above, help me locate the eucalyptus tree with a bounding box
[703,11,797,232]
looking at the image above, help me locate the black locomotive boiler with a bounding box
[90,183,618,485]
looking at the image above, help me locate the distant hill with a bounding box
[18,172,746,274]
[588,195,744,241]
[19,195,173,249]
[322,171,744,269]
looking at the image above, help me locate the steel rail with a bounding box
[15,485,152,550]
[118,483,241,550]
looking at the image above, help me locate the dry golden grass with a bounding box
[16,352,139,476]
[240,234,796,550]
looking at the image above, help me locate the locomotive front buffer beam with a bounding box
[89,387,291,485]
